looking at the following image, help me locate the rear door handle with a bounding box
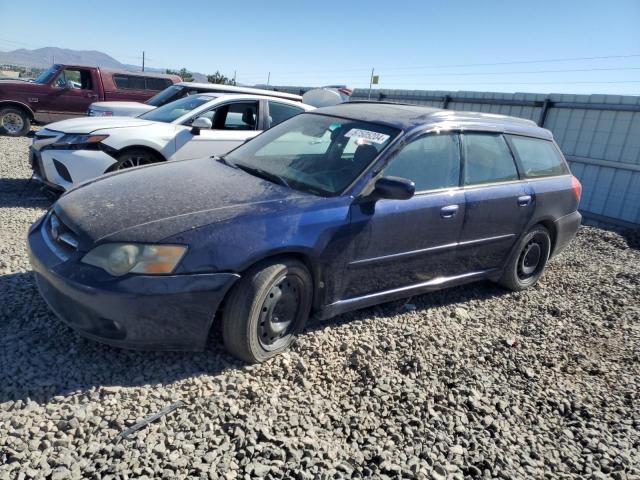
[518,195,532,207]
[440,204,459,218]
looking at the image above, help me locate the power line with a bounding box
[237,53,640,77]
[356,66,640,79]
[238,66,640,85]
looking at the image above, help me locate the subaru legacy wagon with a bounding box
[28,103,582,363]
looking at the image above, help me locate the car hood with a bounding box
[43,116,157,134]
[54,157,312,246]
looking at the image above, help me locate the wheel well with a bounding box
[219,252,321,315]
[536,219,557,256]
[0,101,34,120]
[116,146,166,162]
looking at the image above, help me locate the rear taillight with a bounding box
[571,175,582,202]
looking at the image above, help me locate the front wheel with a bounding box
[498,225,551,291]
[0,107,31,137]
[222,259,313,363]
[111,149,161,171]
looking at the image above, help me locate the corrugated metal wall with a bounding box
[273,86,640,227]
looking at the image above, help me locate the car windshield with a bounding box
[33,65,60,84]
[145,85,185,106]
[225,113,400,196]
[138,94,216,123]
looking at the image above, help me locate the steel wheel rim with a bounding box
[517,233,546,280]
[258,274,303,350]
[116,155,150,169]
[2,112,24,134]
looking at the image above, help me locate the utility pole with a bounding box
[142,51,145,72]
[368,67,375,100]
[266,72,271,88]
[233,70,236,85]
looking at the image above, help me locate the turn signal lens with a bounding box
[82,243,187,276]
[571,176,582,202]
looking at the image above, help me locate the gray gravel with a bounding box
[1,133,639,479]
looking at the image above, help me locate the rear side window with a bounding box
[384,133,461,191]
[508,136,568,178]
[146,77,173,91]
[113,74,172,91]
[463,133,518,185]
[267,101,304,128]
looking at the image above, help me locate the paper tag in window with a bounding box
[345,128,390,145]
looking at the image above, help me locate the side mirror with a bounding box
[190,117,212,135]
[374,176,415,200]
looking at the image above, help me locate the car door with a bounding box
[457,132,534,272]
[342,132,466,299]
[45,67,100,121]
[172,100,261,160]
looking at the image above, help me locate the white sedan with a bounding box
[30,93,314,191]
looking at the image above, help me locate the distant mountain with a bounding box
[0,47,209,81]
[0,47,124,69]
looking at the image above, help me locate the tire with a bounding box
[498,225,552,291]
[0,107,31,137]
[222,259,313,363]
[111,149,162,171]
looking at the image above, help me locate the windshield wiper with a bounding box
[234,164,291,188]
[213,155,235,167]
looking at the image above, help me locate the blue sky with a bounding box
[1,0,639,94]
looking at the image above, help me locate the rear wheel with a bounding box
[498,225,551,291]
[0,107,31,137]
[112,149,161,170]
[222,259,313,363]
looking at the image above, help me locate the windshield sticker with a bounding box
[345,128,390,145]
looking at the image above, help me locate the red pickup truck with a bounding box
[0,64,181,136]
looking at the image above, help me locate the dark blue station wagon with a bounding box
[28,103,582,362]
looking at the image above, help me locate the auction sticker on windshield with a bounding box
[344,128,390,145]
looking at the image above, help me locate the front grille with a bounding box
[43,212,78,259]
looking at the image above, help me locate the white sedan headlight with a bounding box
[89,109,113,117]
[54,134,109,147]
[82,243,187,276]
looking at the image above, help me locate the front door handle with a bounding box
[440,204,459,219]
[518,195,532,207]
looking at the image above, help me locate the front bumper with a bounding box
[30,146,117,191]
[27,216,240,351]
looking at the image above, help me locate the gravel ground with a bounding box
[0,133,639,479]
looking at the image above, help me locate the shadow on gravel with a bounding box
[0,271,243,405]
[307,279,507,335]
[0,178,56,208]
[0,267,507,405]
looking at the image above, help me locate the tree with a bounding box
[207,71,235,85]
[166,68,193,82]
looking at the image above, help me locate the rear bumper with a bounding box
[551,210,582,257]
[28,217,240,351]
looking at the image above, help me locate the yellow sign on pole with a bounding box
[372,75,379,85]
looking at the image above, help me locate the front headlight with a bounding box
[54,134,109,147]
[81,243,187,276]
[89,109,113,117]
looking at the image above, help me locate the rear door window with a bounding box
[383,133,461,192]
[463,133,519,186]
[267,101,305,128]
[508,136,569,178]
